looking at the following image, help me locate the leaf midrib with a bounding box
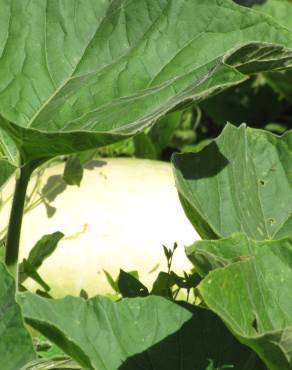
[26,0,171,129]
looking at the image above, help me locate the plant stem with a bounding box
[5,162,33,280]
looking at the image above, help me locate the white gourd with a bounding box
[0,158,200,297]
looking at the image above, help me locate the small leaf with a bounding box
[171,271,201,290]
[80,289,89,300]
[19,232,64,285]
[149,111,182,156]
[134,132,157,160]
[27,232,64,270]
[63,156,84,187]
[103,270,119,294]
[163,245,171,261]
[117,269,149,298]
[151,272,174,298]
[21,259,50,292]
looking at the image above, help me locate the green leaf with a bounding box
[0,158,15,190]
[24,232,64,270]
[63,156,84,186]
[103,269,119,294]
[19,293,264,370]
[199,239,292,370]
[117,269,149,298]
[148,111,182,156]
[255,0,292,30]
[21,259,50,291]
[187,233,252,276]
[171,271,202,290]
[254,0,292,103]
[2,0,292,162]
[133,132,157,160]
[172,124,292,240]
[0,129,19,166]
[19,232,64,286]
[151,271,174,297]
[0,261,36,369]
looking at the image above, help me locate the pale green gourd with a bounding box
[0,158,199,297]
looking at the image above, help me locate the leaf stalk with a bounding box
[5,162,33,281]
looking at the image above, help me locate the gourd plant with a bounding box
[1,0,292,369]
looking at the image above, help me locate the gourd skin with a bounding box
[1,158,199,297]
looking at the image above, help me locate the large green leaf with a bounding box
[172,124,292,240]
[19,293,265,370]
[255,0,292,30]
[199,239,292,370]
[2,0,292,162]
[0,261,36,369]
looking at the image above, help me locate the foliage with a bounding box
[1,0,292,369]
[172,124,292,240]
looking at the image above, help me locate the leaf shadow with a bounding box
[172,142,229,180]
[118,303,265,370]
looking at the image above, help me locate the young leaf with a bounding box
[199,240,292,370]
[1,0,292,162]
[103,270,119,294]
[63,156,84,187]
[19,293,265,370]
[25,232,64,270]
[149,112,182,157]
[19,232,64,285]
[171,271,201,290]
[151,271,174,298]
[0,262,36,369]
[172,124,292,240]
[117,269,149,298]
[21,259,50,292]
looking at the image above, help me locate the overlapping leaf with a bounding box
[254,0,292,104]
[19,293,265,370]
[198,239,292,370]
[172,124,292,240]
[0,158,15,190]
[1,0,292,162]
[0,261,36,369]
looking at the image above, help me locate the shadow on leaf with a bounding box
[118,303,265,370]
